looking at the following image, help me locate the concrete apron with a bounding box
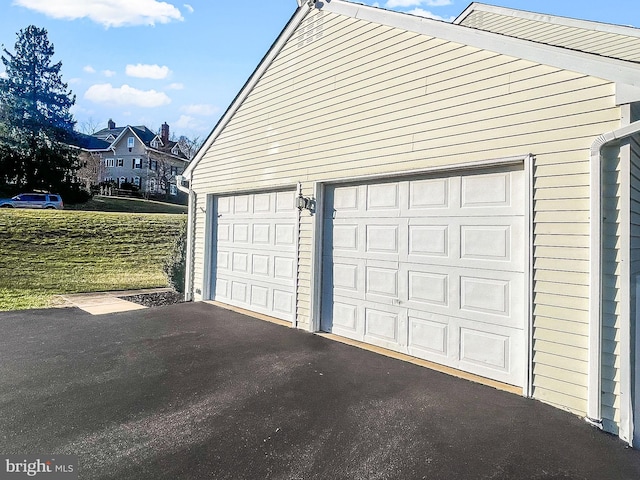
[53,288,173,315]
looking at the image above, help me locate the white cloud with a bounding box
[406,8,455,21]
[83,65,96,74]
[68,77,82,84]
[126,64,171,80]
[102,70,116,77]
[0,71,8,79]
[167,82,184,90]
[183,4,194,13]
[386,0,451,6]
[181,104,219,116]
[14,0,183,28]
[84,83,171,108]
[173,114,207,132]
[385,0,421,6]
[171,115,212,132]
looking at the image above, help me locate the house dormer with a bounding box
[150,135,163,149]
[171,144,180,156]
[105,134,116,143]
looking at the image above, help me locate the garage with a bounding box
[321,166,527,386]
[211,190,297,322]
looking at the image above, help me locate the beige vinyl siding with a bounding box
[629,105,640,443]
[191,8,623,416]
[192,192,207,301]
[459,10,640,63]
[601,144,624,433]
[297,183,315,330]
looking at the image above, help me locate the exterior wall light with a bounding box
[296,192,311,211]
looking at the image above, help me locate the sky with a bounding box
[0,0,638,140]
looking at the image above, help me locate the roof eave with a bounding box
[453,2,640,37]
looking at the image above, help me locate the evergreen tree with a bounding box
[0,25,77,192]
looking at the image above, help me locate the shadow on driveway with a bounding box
[1,302,639,479]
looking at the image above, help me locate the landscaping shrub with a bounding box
[163,219,187,293]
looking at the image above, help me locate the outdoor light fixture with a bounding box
[296,192,311,211]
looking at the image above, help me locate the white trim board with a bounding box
[454,2,640,37]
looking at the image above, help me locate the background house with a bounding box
[179,0,640,448]
[74,120,190,200]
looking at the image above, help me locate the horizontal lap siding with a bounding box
[191,9,622,416]
[602,146,623,432]
[192,192,207,302]
[460,11,640,63]
[630,105,640,446]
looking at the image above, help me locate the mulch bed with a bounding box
[119,290,185,307]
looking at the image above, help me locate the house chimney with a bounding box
[108,119,116,129]
[161,122,170,144]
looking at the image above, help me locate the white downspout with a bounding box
[588,120,640,427]
[176,175,195,301]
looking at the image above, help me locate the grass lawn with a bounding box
[0,209,186,311]
[65,195,188,214]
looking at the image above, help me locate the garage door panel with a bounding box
[460,327,510,372]
[322,167,526,387]
[408,314,450,359]
[366,223,401,255]
[408,269,450,307]
[365,264,400,301]
[458,321,524,384]
[407,224,450,258]
[364,304,407,350]
[408,177,451,211]
[212,190,296,322]
[272,289,294,317]
[324,302,362,340]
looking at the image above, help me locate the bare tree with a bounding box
[177,135,203,160]
[75,151,104,189]
[79,117,102,135]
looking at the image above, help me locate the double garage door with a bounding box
[209,167,526,387]
[321,167,526,387]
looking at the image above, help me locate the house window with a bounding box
[132,158,142,169]
[118,176,126,187]
[170,166,179,175]
[151,140,159,148]
[133,176,141,187]
[169,184,177,196]
[106,158,115,167]
[172,145,179,155]
[150,160,158,171]
[117,158,124,167]
[149,178,157,193]
[128,137,135,148]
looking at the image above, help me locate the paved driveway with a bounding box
[1,303,639,479]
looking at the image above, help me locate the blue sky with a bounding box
[1,0,638,140]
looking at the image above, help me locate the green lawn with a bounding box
[0,209,186,311]
[66,195,188,214]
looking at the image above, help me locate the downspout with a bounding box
[176,175,195,301]
[588,120,640,427]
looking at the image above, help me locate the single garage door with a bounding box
[321,166,526,386]
[212,190,297,322]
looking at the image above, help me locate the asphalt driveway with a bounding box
[1,302,639,479]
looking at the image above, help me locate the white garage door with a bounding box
[212,190,297,322]
[321,167,526,386]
